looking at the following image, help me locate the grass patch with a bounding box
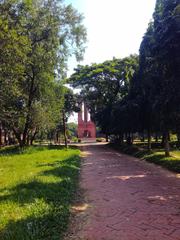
[144,151,180,173]
[0,145,81,240]
[109,143,180,173]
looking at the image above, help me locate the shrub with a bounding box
[96,138,104,142]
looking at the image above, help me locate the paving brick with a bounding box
[65,144,180,240]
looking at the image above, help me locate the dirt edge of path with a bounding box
[63,147,91,240]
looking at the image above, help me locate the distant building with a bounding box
[78,102,96,141]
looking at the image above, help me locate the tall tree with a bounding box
[153,0,180,156]
[0,0,87,146]
[62,88,79,148]
[69,55,139,138]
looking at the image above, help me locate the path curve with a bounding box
[66,144,180,240]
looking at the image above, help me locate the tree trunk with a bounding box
[0,123,2,147]
[131,133,134,144]
[62,111,68,148]
[125,134,127,143]
[164,131,170,157]
[56,131,59,144]
[30,131,38,145]
[177,132,180,147]
[105,134,109,142]
[161,133,165,146]
[155,133,158,143]
[13,128,23,147]
[127,133,132,145]
[22,115,31,146]
[58,131,61,145]
[168,132,171,142]
[26,134,30,146]
[4,131,8,145]
[119,134,123,145]
[147,129,151,151]
[141,131,145,142]
[22,68,36,147]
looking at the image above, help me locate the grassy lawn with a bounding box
[110,143,180,173]
[0,146,80,240]
[139,150,180,173]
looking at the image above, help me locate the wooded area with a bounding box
[0,0,86,147]
[0,0,180,238]
[0,0,180,157]
[69,0,180,157]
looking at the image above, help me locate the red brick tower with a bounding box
[78,102,96,141]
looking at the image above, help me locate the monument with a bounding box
[78,102,96,141]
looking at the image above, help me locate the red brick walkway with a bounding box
[66,144,180,240]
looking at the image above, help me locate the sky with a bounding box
[65,0,157,76]
[65,0,157,122]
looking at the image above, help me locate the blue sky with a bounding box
[65,0,157,76]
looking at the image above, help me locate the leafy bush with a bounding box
[96,138,105,142]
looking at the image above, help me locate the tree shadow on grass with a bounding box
[0,145,78,156]
[0,156,80,240]
[0,207,69,240]
[145,154,180,173]
[37,155,80,168]
[109,143,180,173]
[0,146,22,155]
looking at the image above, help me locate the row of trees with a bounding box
[0,0,86,147]
[69,0,180,156]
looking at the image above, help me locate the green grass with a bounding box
[109,143,180,173]
[140,151,180,173]
[0,145,81,240]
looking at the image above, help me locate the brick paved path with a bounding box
[66,144,180,240]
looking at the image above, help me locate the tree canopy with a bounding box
[0,0,86,146]
[1,0,180,156]
[69,0,180,156]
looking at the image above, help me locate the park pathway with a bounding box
[65,144,180,240]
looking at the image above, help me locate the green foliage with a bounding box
[145,152,180,173]
[69,55,139,135]
[63,88,80,118]
[0,0,86,146]
[0,146,80,239]
[136,0,180,155]
[107,0,180,156]
[96,138,104,142]
[67,0,180,157]
[67,122,78,139]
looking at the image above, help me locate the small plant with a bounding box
[96,138,103,142]
[71,137,78,143]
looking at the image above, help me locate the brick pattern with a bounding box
[66,144,180,240]
[78,103,96,139]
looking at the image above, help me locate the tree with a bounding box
[152,0,180,156]
[62,87,79,148]
[134,0,180,156]
[69,55,139,138]
[0,0,87,147]
[67,122,78,139]
[137,22,158,150]
[0,0,30,134]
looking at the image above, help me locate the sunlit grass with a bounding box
[0,146,80,240]
[143,150,180,173]
[110,143,180,173]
